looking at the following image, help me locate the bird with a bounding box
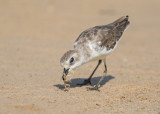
[60,15,130,90]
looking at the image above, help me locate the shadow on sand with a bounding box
[54,75,115,90]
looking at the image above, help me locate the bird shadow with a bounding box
[54,75,115,90]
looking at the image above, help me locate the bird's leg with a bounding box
[77,60,102,86]
[94,58,107,90]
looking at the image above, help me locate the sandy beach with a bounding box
[0,0,160,113]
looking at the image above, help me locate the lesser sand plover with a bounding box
[60,16,130,90]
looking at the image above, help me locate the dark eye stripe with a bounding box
[70,57,74,63]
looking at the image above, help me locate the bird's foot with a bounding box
[77,79,92,86]
[87,85,100,91]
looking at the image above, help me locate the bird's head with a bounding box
[60,50,82,81]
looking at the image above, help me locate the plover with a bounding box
[60,16,130,90]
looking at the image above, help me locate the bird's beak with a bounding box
[62,68,70,80]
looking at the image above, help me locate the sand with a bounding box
[0,0,160,114]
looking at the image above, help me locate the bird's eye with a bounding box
[70,57,74,63]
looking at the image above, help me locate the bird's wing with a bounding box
[98,28,122,50]
[74,16,129,49]
[99,16,129,50]
[73,25,115,49]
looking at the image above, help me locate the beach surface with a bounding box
[0,0,160,113]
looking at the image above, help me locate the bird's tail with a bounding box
[110,15,130,32]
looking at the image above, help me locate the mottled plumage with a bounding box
[60,16,130,90]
